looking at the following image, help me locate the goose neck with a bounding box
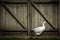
[42,23,45,27]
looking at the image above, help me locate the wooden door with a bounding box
[0,0,58,38]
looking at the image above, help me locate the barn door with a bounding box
[1,1,28,37]
[0,0,58,38]
[30,0,58,37]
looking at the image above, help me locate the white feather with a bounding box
[32,21,46,35]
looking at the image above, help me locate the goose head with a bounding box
[43,21,46,24]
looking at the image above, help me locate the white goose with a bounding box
[32,21,46,35]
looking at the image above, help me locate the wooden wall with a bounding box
[31,4,57,30]
[58,0,60,36]
[1,4,27,30]
[0,0,58,31]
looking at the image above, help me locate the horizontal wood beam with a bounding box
[0,1,59,4]
[33,1,58,4]
[0,1,27,4]
[1,30,57,32]
[31,2,56,30]
[2,3,26,29]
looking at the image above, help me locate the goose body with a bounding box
[32,21,46,35]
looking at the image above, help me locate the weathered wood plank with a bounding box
[2,3,26,29]
[31,3,57,30]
